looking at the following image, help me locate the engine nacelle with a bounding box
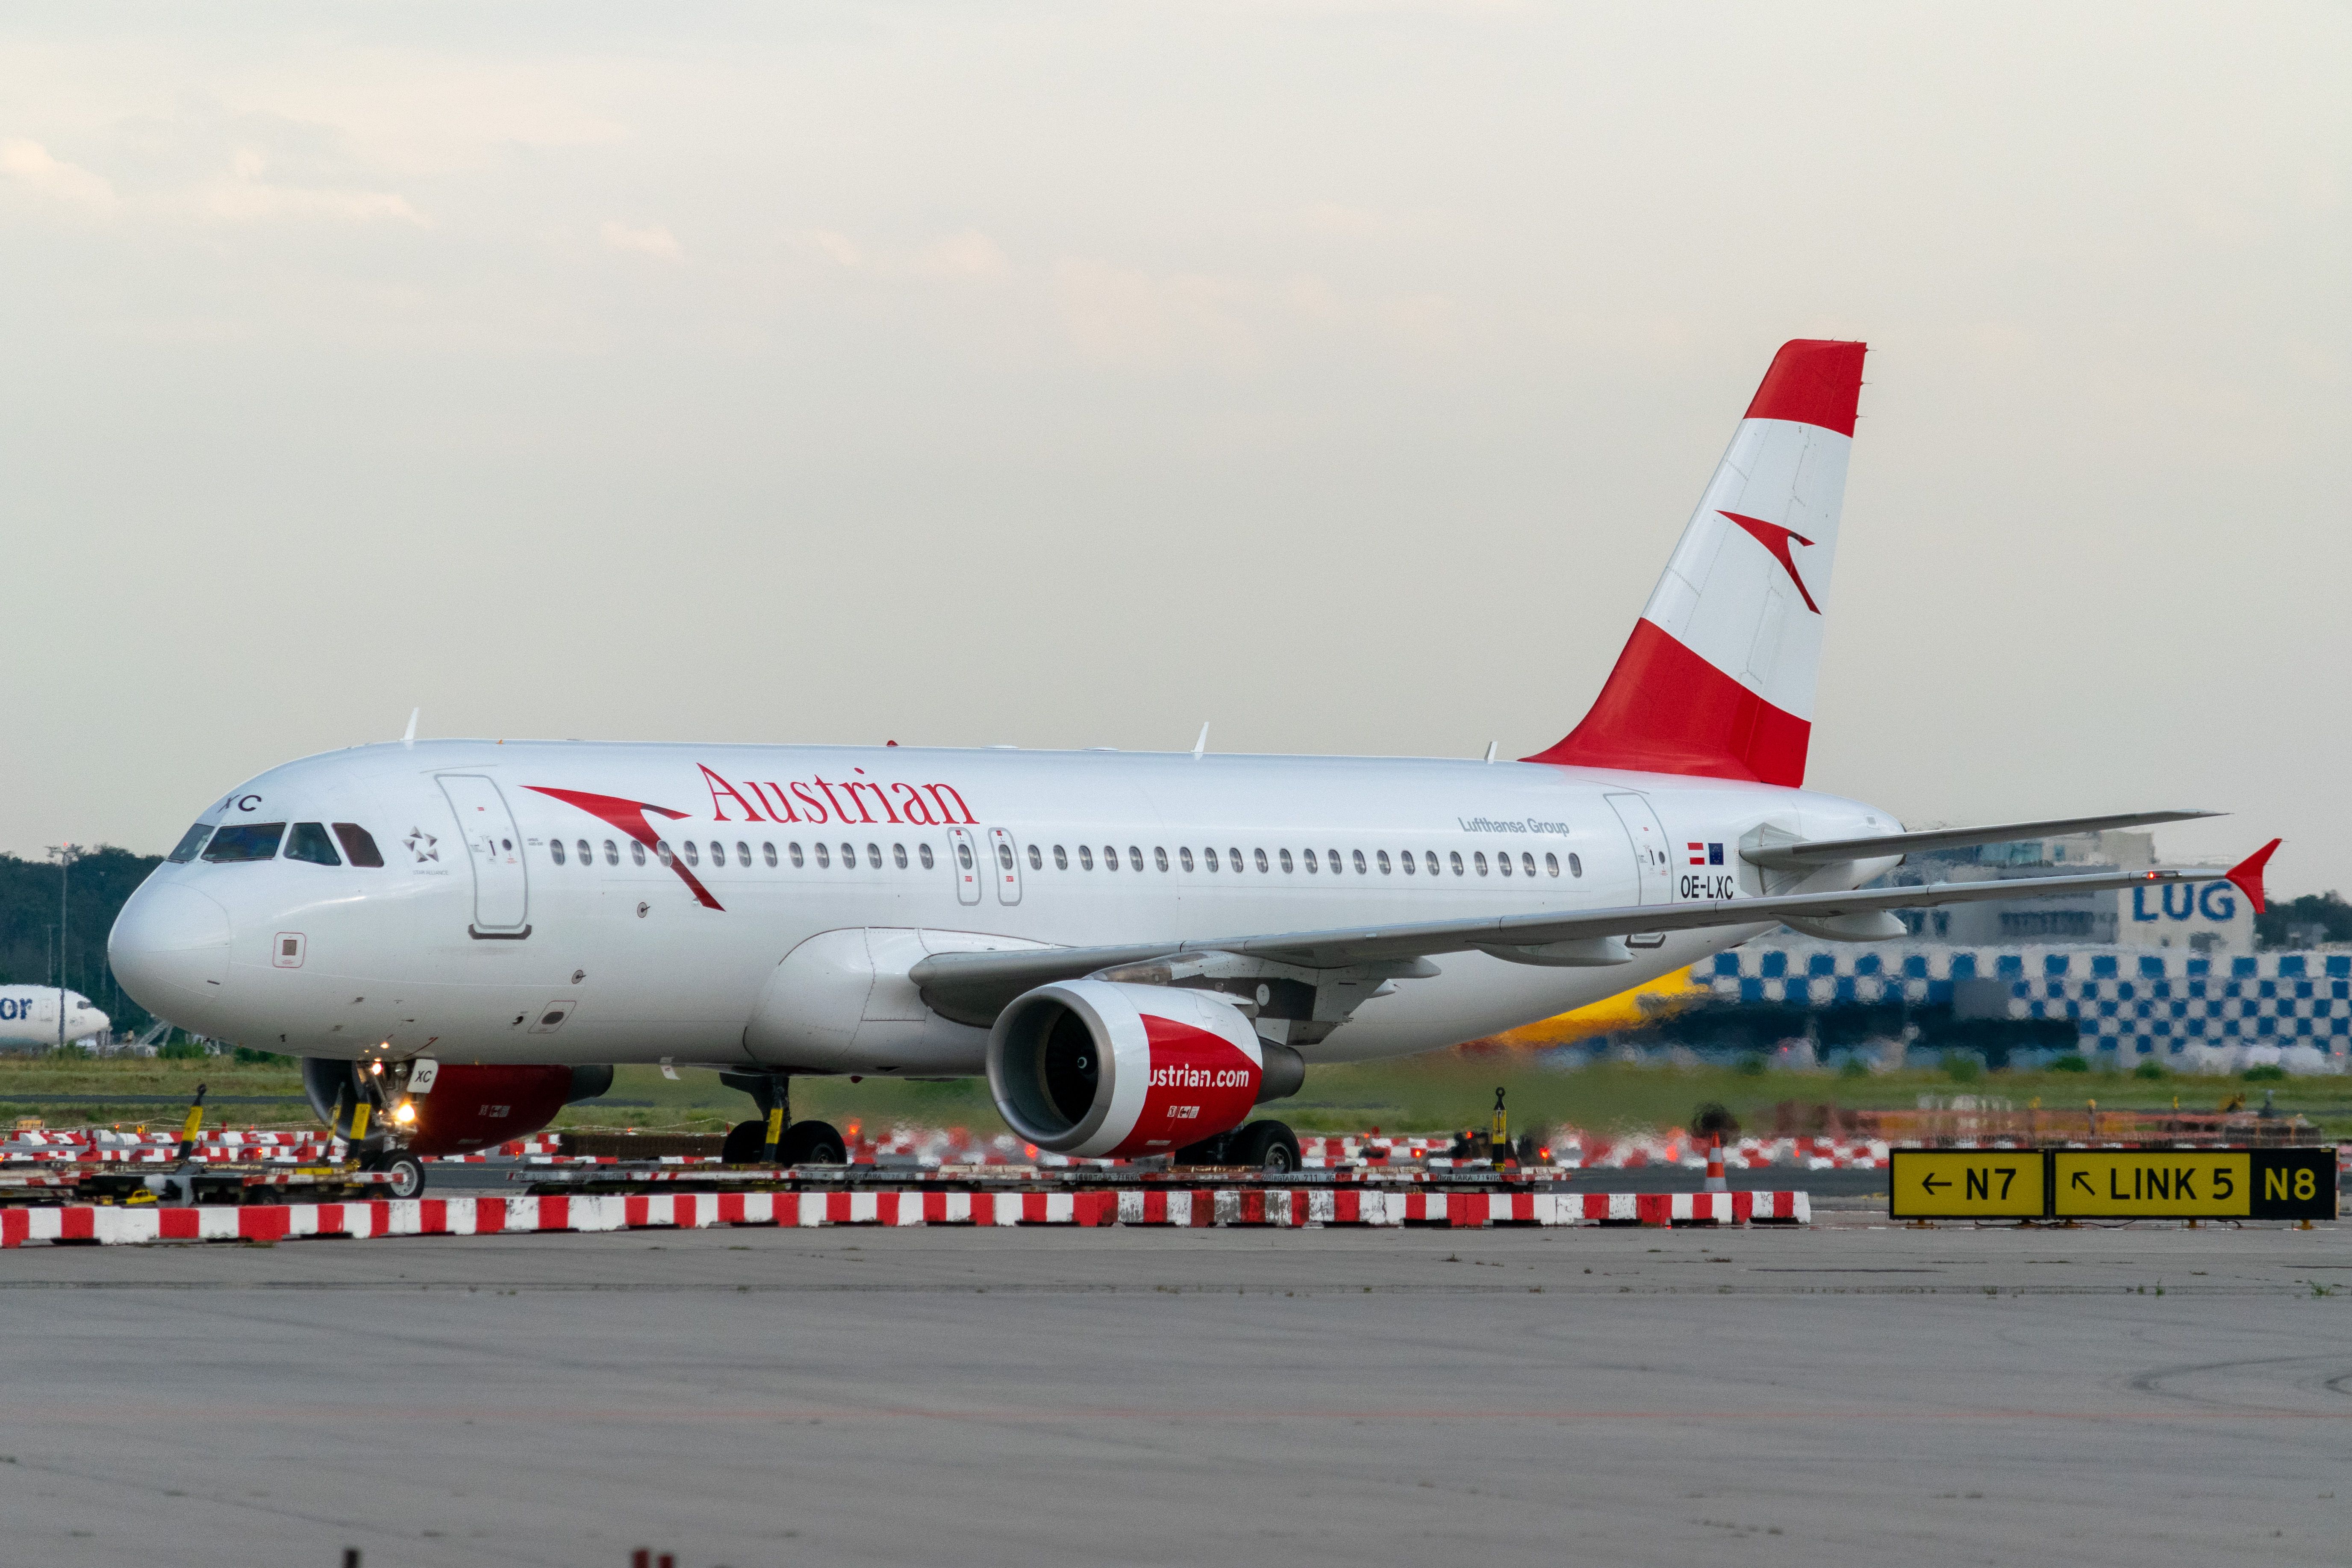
[987,981,1268,1157]
[301,1059,612,1156]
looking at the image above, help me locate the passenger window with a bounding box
[708,841,724,867]
[687,841,705,866]
[1399,850,1413,875]
[789,842,804,868]
[1128,846,1142,871]
[737,841,751,865]
[1377,850,1392,875]
[1569,852,1583,877]
[656,841,674,866]
[815,842,830,868]
[1054,844,1069,870]
[1026,844,1040,871]
[906,844,918,870]
[332,824,386,868]
[633,841,649,866]
[1451,851,1465,876]
[1079,845,1095,870]
[1545,853,1559,877]
[286,822,342,865]
[869,843,883,868]
[549,838,567,866]
[1279,848,1293,873]
[1303,849,1318,874]
[1328,847,1341,871]
[1522,852,1537,877]
[1154,847,1169,872]
[1229,847,1243,872]
[920,843,935,869]
[1475,852,1489,875]
[998,843,1014,871]
[1425,851,1439,877]
[1254,848,1269,873]
[167,823,212,863]
[956,842,973,870]
[202,823,286,862]
[578,839,592,866]
[1498,851,1512,877]
[763,842,778,867]
[1180,847,1195,872]
[1353,849,1367,874]
[1204,848,1219,872]
[841,843,858,868]
[1105,846,1119,873]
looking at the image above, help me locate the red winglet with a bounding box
[2224,838,2280,916]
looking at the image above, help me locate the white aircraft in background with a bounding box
[107,339,2274,1194]
[0,986,110,1049]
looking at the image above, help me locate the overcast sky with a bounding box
[2,3,2345,892]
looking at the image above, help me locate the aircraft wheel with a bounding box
[1171,1133,1229,1166]
[1230,1120,1301,1174]
[782,1119,847,1166]
[720,1119,770,1165]
[367,1150,427,1198]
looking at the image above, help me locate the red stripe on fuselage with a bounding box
[1521,620,1810,786]
[523,786,724,910]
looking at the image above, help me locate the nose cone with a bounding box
[110,883,232,1020]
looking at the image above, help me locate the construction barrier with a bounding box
[0,1188,1809,1247]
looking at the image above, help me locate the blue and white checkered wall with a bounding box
[1704,945,2352,1060]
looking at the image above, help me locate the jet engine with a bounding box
[986,980,1300,1158]
[301,1059,613,1156]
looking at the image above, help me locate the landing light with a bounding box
[392,1099,417,1127]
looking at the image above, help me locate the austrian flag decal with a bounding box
[1688,842,1724,866]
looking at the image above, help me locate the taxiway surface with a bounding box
[2,1221,2343,1567]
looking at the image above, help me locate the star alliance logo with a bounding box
[404,827,439,863]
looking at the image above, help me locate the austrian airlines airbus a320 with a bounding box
[108,341,2275,1192]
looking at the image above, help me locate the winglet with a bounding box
[1192,723,1208,760]
[2224,838,2280,915]
[403,708,419,749]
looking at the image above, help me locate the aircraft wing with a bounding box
[1740,809,2220,869]
[909,840,2278,1025]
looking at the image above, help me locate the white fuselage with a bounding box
[109,740,1898,1074]
[0,986,109,1049]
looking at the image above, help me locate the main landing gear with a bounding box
[717,1071,847,1167]
[1175,1119,1302,1174]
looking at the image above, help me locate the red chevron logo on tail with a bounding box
[1721,511,1819,615]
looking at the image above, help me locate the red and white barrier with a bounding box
[0,1188,1807,1247]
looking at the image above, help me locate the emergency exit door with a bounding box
[944,825,983,905]
[439,774,530,936]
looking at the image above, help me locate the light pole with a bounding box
[46,844,77,1053]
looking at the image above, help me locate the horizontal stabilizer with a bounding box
[1740,809,2221,870]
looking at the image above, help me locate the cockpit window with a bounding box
[332,824,385,868]
[284,823,342,866]
[203,823,286,862]
[167,824,212,864]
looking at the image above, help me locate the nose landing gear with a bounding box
[362,1149,427,1198]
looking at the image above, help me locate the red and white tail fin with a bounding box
[1525,338,1866,786]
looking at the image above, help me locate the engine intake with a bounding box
[987,980,1272,1157]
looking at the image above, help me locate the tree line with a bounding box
[0,847,165,1034]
